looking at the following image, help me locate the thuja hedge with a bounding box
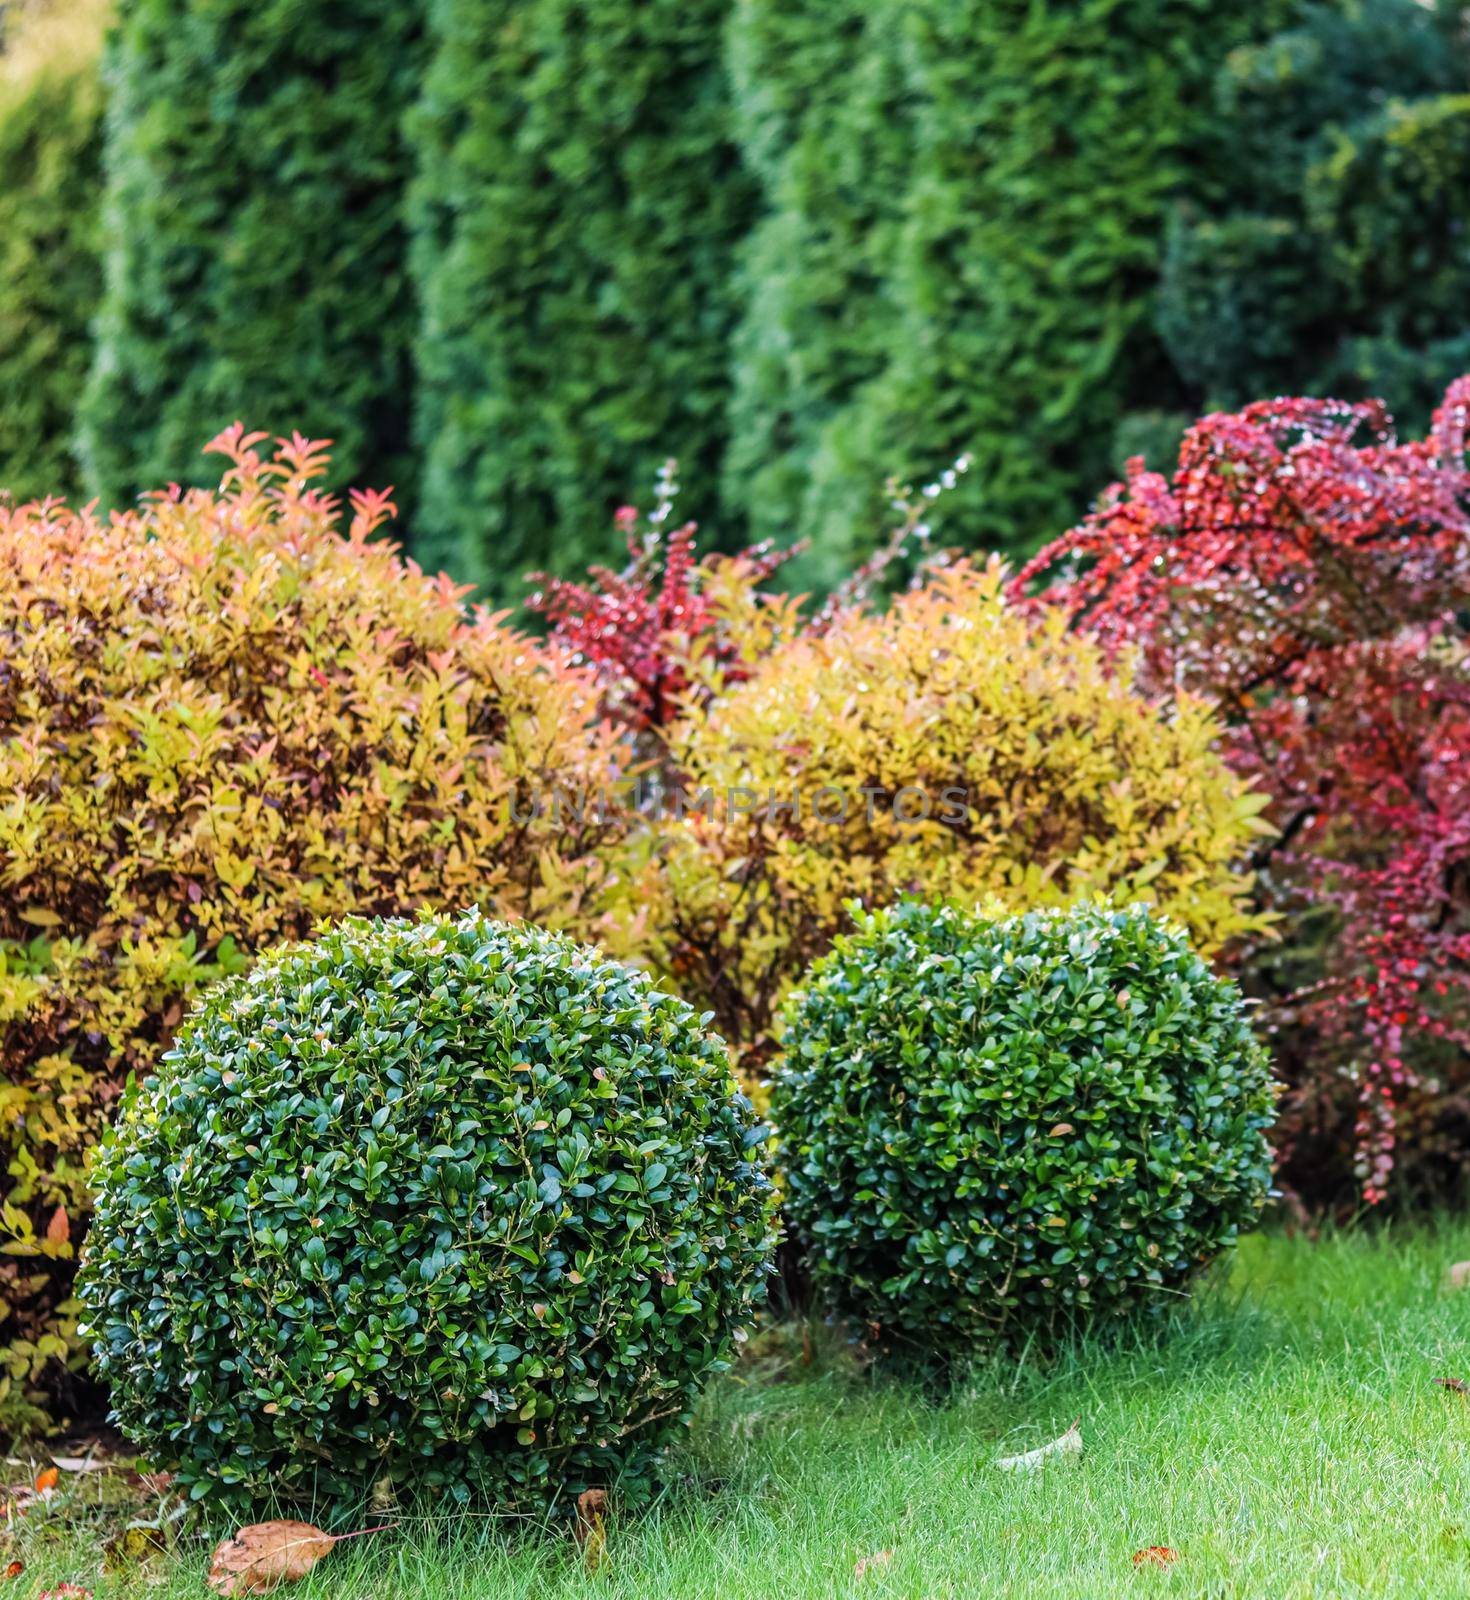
[77,0,424,510]
[725,0,1289,567]
[722,0,913,587]
[1154,0,1470,437]
[81,913,775,1515]
[16,0,1470,591]
[409,0,755,593]
[0,0,105,504]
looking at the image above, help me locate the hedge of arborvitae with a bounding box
[0,0,105,504]
[12,0,1470,589]
[1151,0,1470,444]
[409,0,756,594]
[77,0,425,510]
[843,0,1297,562]
[722,0,915,587]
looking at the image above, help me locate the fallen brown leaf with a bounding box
[573,1489,608,1574]
[208,1521,379,1597]
[1131,1547,1178,1567]
[854,1550,893,1578]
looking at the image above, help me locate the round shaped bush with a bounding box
[774,901,1274,1348]
[79,912,775,1514]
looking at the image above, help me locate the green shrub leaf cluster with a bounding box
[79,911,775,1515]
[774,901,1275,1349]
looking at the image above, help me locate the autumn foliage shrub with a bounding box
[644,560,1271,1072]
[527,478,798,742]
[0,431,627,1432]
[1019,380,1470,1206]
[80,912,775,1514]
[775,901,1274,1349]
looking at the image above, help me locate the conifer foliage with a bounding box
[722,0,914,584]
[0,0,105,504]
[409,0,756,594]
[78,0,424,510]
[1154,0,1470,439]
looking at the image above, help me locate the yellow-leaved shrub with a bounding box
[0,429,630,1430]
[642,560,1273,1071]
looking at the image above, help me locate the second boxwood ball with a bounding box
[774,900,1274,1347]
[80,911,775,1514]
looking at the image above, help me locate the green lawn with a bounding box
[14,1223,1470,1599]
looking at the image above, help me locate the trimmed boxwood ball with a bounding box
[79,912,776,1515]
[774,901,1274,1348]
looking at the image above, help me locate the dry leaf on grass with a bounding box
[1131,1547,1178,1567]
[573,1489,608,1573]
[48,1458,105,1475]
[208,1523,336,1597]
[208,1520,390,1597]
[854,1550,893,1578]
[995,1420,1082,1472]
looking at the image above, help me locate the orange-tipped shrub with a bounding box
[0,429,630,1430]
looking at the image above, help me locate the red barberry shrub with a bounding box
[1019,381,1470,1207]
[527,466,798,743]
[525,456,972,750]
